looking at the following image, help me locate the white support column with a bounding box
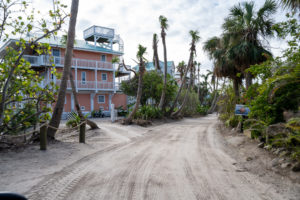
[95,63,97,92]
[113,63,116,93]
[109,94,112,112]
[75,59,78,92]
[91,93,95,112]
[71,93,75,111]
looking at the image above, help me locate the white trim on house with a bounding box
[101,73,107,81]
[98,95,105,103]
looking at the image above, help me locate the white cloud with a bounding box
[33,0,289,72]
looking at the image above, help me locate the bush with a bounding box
[178,89,200,116]
[116,106,127,117]
[197,105,209,115]
[134,105,162,120]
[66,112,81,128]
[91,109,104,118]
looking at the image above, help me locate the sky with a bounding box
[32,0,289,73]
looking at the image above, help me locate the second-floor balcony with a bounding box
[23,55,113,71]
[42,80,115,91]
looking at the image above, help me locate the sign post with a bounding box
[235,104,250,133]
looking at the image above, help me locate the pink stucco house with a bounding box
[1,25,130,118]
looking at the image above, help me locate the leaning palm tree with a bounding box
[222,0,277,89]
[123,45,147,124]
[152,33,160,71]
[158,15,169,111]
[171,30,200,117]
[48,0,79,139]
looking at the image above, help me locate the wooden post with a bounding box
[79,121,86,143]
[40,123,47,150]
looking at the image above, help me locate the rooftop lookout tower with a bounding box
[83,25,124,53]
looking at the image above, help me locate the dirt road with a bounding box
[4,115,300,199]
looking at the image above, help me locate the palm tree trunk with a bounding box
[158,30,167,110]
[233,78,240,99]
[123,60,145,124]
[47,0,79,139]
[245,72,252,90]
[168,59,192,115]
[153,34,160,71]
[208,77,218,113]
[69,72,99,129]
[171,69,192,117]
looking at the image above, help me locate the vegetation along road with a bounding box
[23,115,299,200]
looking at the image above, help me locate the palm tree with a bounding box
[123,45,147,124]
[176,61,186,81]
[171,30,200,117]
[203,36,242,98]
[152,33,160,71]
[158,15,169,111]
[279,0,300,10]
[222,0,277,89]
[47,0,79,139]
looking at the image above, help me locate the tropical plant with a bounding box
[222,0,277,89]
[152,33,160,71]
[123,44,147,124]
[120,70,177,106]
[158,15,169,111]
[0,0,67,135]
[171,30,200,117]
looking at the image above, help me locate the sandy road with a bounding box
[25,115,299,200]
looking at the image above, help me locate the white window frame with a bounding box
[80,106,85,111]
[98,95,105,103]
[52,49,60,57]
[101,55,106,62]
[81,71,86,84]
[101,73,107,82]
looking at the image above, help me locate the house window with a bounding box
[81,71,86,84]
[65,96,67,104]
[101,73,107,81]
[101,55,106,62]
[52,49,60,57]
[80,106,85,111]
[98,95,105,103]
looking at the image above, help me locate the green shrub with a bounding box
[196,105,209,115]
[116,106,128,117]
[91,109,103,118]
[66,112,81,128]
[134,105,162,120]
[178,89,200,116]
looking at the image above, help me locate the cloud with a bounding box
[32,0,288,73]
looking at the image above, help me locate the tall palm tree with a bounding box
[47,0,79,139]
[203,36,242,98]
[171,30,200,117]
[123,45,147,124]
[222,0,276,89]
[152,33,160,71]
[158,15,169,111]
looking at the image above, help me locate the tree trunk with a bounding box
[153,34,160,71]
[245,71,252,90]
[123,59,145,124]
[47,0,79,139]
[208,77,219,114]
[233,78,240,99]
[158,29,167,111]
[69,72,99,129]
[170,40,196,117]
[197,65,200,99]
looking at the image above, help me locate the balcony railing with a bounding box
[23,55,113,70]
[54,80,114,90]
[83,26,115,40]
